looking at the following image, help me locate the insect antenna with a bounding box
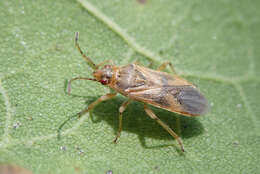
[75,32,97,70]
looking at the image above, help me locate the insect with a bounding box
[67,32,209,152]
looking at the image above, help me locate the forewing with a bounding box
[128,85,209,116]
[113,64,209,116]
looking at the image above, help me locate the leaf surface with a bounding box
[0,0,259,173]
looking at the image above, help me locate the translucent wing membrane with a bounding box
[176,86,209,115]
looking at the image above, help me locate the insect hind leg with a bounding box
[113,99,131,143]
[143,104,184,152]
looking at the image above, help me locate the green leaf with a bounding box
[0,0,259,173]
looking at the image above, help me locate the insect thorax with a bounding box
[115,64,147,90]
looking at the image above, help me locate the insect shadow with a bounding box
[72,94,205,150]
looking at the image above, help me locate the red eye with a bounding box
[100,79,108,85]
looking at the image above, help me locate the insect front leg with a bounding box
[67,77,97,94]
[157,61,177,74]
[113,99,131,143]
[96,60,113,68]
[78,93,117,117]
[143,104,184,152]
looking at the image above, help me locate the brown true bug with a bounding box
[67,32,209,152]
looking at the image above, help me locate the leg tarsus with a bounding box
[143,104,184,152]
[113,99,131,143]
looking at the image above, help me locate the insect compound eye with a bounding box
[100,79,109,85]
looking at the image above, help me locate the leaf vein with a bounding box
[234,83,259,135]
[0,78,13,146]
[77,0,162,62]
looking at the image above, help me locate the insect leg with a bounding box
[134,59,153,68]
[157,61,177,74]
[75,32,97,70]
[78,93,117,118]
[143,104,184,152]
[57,93,116,139]
[67,77,97,95]
[96,60,113,68]
[113,99,131,143]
